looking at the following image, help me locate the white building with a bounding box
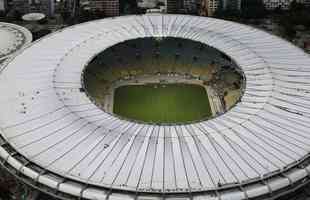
[200,0,220,16]
[263,0,290,9]
[0,0,7,12]
[263,0,309,10]
[200,0,241,16]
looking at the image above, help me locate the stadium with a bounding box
[0,22,32,62]
[0,14,310,200]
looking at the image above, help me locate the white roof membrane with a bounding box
[0,22,32,61]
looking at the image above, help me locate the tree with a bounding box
[284,26,296,40]
[278,1,310,29]
[213,8,241,19]
[290,0,305,12]
[119,0,137,14]
[6,9,22,21]
[32,29,52,40]
[240,0,267,19]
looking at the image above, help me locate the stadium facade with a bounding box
[0,14,310,200]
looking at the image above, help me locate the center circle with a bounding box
[82,37,244,124]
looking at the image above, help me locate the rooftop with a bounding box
[0,22,32,61]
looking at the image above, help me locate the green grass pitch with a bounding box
[113,83,212,123]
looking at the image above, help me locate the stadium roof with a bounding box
[0,22,32,61]
[1,14,310,200]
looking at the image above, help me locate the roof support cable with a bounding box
[221,115,278,171]
[135,126,156,192]
[185,125,216,187]
[192,124,227,183]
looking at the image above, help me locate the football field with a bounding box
[113,84,212,123]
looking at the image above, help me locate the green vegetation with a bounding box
[113,84,212,123]
[240,0,267,19]
[278,0,310,40]
[214,0,267,19]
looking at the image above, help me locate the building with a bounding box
[223,0,241,10]
[61,0,78,18]
[0,0,7,12]
[263,0,290,9]
[166,0,199,13]
[11,0,55,16]
[88,0,119,16]
[263,0,309,10]
[37,0,55,16]
[183,0,199,13]
[304,0,310,5]
[166,0,181,13]
[200,0,220,16]
[200,0,241,16]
